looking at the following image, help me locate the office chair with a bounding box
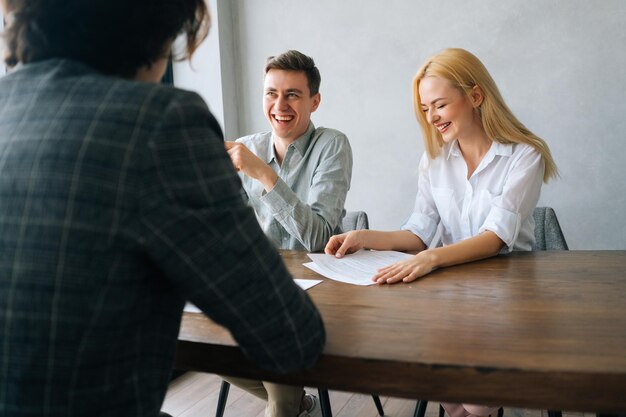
[532,206,568,250]
[413,207,568,417]
[342,210,369,232]
[215,211,384,417]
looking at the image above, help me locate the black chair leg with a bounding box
[439,404,445,417]
[413,400,428,417]
[215,380,230,417]
[547,412,561,417]
[371,394,385,416]
[318,388,333,417]
[498,407,504,417]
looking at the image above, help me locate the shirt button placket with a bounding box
[462,181,472,237]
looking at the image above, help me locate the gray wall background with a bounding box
[180,0,626,250]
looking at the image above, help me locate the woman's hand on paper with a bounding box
[372,251,436,284]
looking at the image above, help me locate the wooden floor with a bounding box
[162,371,595,417]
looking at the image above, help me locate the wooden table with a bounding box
[175,250,626,413]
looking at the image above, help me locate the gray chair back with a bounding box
[532,207,568,250]
[342,211,369,231]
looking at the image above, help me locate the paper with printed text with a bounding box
[305,250,413,286]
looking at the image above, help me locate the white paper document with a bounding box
[183,278,323,313]
[294,278,323,290]
[305,250,413,286]
[184,302,202,313]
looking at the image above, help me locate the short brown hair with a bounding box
[265,50,321,96]
[2,0,210,78]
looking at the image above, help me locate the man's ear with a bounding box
[310,93,321,112]
[471,85,484,108]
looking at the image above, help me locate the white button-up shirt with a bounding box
[402,140,545,251]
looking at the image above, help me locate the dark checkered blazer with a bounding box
[0,59,325,417]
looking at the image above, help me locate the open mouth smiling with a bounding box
[436,122,451,132]
[273,114,294,123]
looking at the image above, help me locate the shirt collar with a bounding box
[445,140,462,160]
[491,140,514,157]
[291,121,315,153]
[445,139,514,160]
[267,122,315,163]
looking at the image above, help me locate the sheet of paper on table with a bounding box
[294,278,323,290]
[183,278,323,313]
[305,250,413,286]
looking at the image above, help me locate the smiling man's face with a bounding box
[263,69,320,143]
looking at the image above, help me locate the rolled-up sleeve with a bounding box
[479,145,545,251]
[401,153,440,247]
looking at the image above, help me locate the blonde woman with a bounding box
[325,48,558,417]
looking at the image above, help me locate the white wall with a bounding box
[172,0,241,138]
[177,0,626,249]
[172,0,223,131]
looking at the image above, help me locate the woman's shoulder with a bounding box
[508,142,543,165]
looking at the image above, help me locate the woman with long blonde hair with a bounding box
[326,48,557,416]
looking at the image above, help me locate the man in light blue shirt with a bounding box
[226,49,353,253]
[223,50,352,416]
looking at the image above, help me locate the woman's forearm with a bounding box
[426,231,504,269]
[362,230,427,252]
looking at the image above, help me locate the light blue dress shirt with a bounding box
[236,122,353,251]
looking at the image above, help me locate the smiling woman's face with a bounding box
[419,76,478,144]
